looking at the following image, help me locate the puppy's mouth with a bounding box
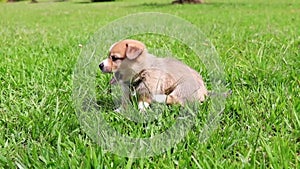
[101,69,112,73]
[99,67,112,73]
[110,72,122,85]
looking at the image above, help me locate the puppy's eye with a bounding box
[111,55,118,61]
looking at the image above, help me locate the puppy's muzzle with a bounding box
[99,61,112,73]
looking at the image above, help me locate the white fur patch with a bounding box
[153,94,167,103]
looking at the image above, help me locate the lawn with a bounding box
[0,0,299,168]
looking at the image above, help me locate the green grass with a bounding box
[0,0,299,168]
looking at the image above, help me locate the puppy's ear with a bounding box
[125,43,144,60]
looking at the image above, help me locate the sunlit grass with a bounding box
[0,0,299,168]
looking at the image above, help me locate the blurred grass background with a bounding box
[0,0,299,168]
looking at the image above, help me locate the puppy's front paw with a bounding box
[114,107,122,113]
[138,101,150,112]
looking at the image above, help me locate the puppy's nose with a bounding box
[99,62,104,70]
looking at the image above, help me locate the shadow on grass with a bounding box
[73,1,249,7]
[74,0,115,4]
[74,1,91,4]
[125,2,250,8]
[125,2,173,8]
[202,2,249,7]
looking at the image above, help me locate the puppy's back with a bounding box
[158,58,208,103]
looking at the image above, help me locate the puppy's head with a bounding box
[99,39,146,73]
